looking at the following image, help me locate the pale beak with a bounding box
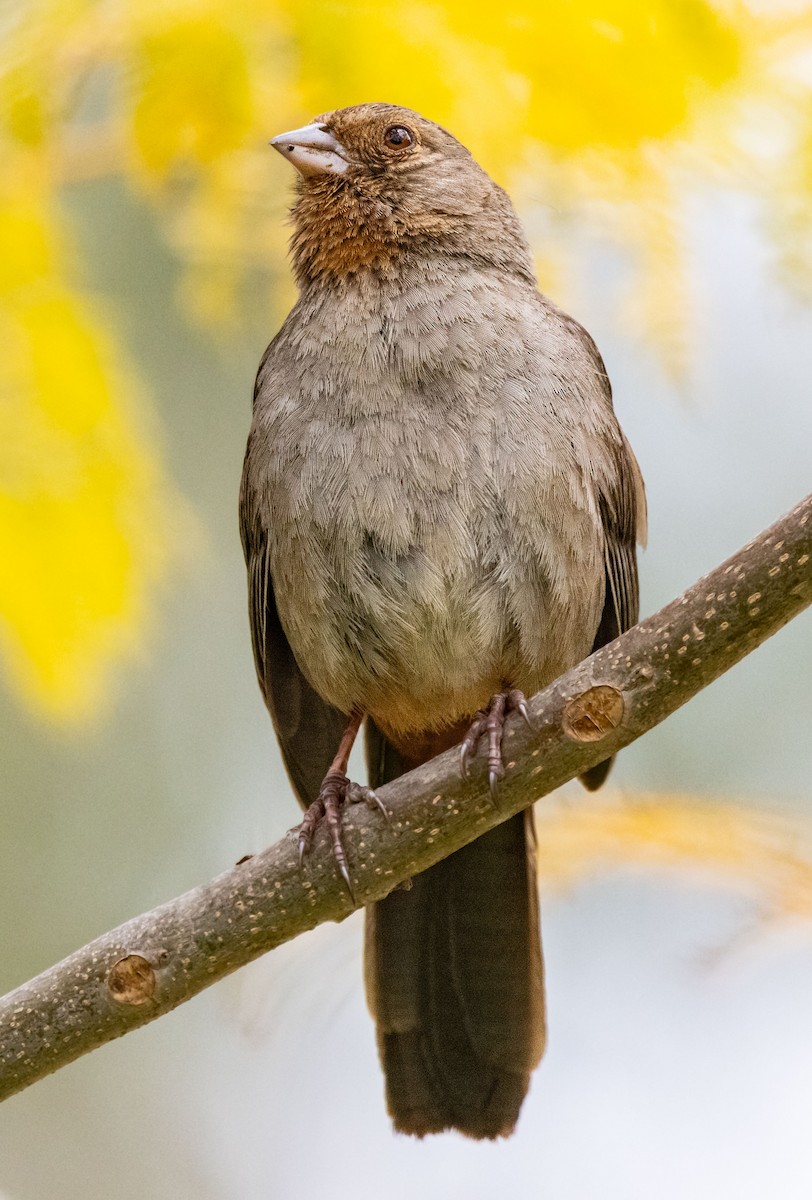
[270,124,349,177]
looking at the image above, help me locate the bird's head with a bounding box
[271,103,535,287]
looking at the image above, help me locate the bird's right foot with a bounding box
[297,771,389,900]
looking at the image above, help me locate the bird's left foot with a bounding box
[459,689,533,799]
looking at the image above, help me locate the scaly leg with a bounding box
[297,710,388,898]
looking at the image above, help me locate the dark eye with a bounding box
[383,125,414,149]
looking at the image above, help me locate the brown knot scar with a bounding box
[106,954,159,1006]
[562,685,624,742]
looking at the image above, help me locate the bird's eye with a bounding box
[383,125,414,150]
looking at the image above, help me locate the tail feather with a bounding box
[364,720,546,1139]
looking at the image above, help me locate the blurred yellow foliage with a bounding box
[539,793,812,925]
[1,0,811,722]
[285,0,744,158]
[129,16,254,175]
[0,190,175,719]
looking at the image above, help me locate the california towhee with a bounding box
[240,103,646,1139]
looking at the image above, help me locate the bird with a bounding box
[240,102,646,1139]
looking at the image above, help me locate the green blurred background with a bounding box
[1,2,812,1196]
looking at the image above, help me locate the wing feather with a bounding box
[562,320,646,790]
[240,434,347,810]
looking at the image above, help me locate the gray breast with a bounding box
[248,266,607,735]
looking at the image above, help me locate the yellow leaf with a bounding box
[127,16,253,177]
[0,195,185,722]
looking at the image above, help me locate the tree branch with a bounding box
[1,494,810,1102]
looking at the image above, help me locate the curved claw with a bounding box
[348,782,391,826]
[338,859,356,903]
[459,709,489,781]
[488,769,502,803]
[371,793,391,825]
[459,742,470,779]
[297,798,324,867]
[516,698,532,729]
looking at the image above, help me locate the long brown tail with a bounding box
[364,721,546,1139]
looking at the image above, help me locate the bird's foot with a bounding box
[459,688,533,800]
[297,772,388,901]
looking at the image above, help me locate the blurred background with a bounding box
[1,1,812,1196]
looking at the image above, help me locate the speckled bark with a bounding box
[1,494,810,1103]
